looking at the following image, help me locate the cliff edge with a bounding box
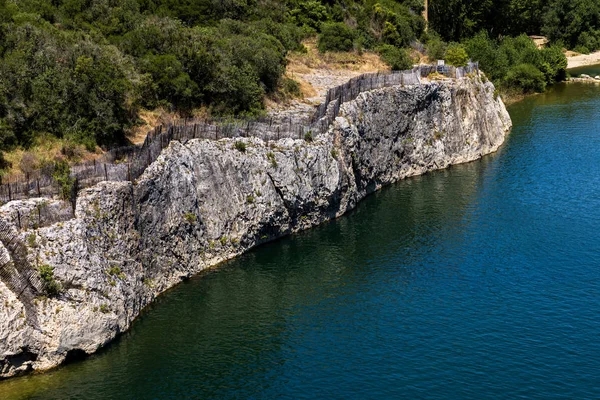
[0,76,511,378]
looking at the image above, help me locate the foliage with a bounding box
[377,45,414,70]
[39,264,61,297]
[51,160,75,201]
[445,43,469,67]
[505,64,547,93]
[318,22,355,53]
[425,32,447,61]
[183,212,197,224]
[429,0,600,53]
[234,141,247,152]
[463,32,567,94]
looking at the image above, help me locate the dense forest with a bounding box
[429,0,600,54]
[0,0,592,167]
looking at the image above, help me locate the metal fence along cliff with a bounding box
[0,62,479,204]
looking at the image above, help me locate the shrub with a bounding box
[318,22,355,53]
[52,160,75,201]
[234,141,247,152]
[183,212,197,224]
[377,44,414,70]
[426,33,447,61]
[573,45,590,55]
[39,264,61,297]
[445,43,469,67]
[289,1,328,31]
[267,151,277,167]
[19,152,38,175]
[505,64,546,93]
[281,77,302,98]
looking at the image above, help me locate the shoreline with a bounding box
[0,78,512,380]
[567,51,600,69]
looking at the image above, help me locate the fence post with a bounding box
[16,210,20,230]
[104,164,108,181]
[37,179,40,196]
[8,182,11,202]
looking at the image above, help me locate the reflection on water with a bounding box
[2,83,600,399]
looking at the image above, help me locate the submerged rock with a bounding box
[0,76,511,379]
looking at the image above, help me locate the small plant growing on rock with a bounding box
[184,212,197,224]
[267,151,277,167]
[220,236,228,246]
[331,149,338,159]
[107,266,126,280]
[247,195,255,204]
[27,233,37,248]
[304,131,313,142]
[107,266,121,276]
[38,264,62,297]
[99,304,110,314]
[143,277,155,288]
[434,130,445,140]
[234,141,247,152]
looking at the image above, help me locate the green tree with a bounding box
[318,22,355,52]
[505,63,546,93]
[377,44,414,70]
[445,43,469,66]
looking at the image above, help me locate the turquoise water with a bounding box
[2,83,600,399]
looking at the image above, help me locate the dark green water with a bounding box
[3,83,600,399]
[569,64,600,77]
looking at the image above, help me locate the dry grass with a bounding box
[287,38,389,74]
[1,136,100,178]
[0,40,396,178]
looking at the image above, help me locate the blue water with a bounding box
[2,83,600,399]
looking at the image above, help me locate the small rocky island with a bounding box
[0,74,511,378]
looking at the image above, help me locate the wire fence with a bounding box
[0,61,480,303]
[0,217,44,321]
[0,62,479,205]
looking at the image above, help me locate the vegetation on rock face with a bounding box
[39,264,61,297]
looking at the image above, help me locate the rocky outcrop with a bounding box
[0,76,511,378]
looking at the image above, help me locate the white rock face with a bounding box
[0,77,511,378]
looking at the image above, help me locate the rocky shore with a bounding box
[0,76,511,379]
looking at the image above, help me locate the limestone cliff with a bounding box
[0,76,511,378]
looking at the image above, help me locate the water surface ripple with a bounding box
[2,83,600,399]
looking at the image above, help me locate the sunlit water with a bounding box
[2,83,600,399]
